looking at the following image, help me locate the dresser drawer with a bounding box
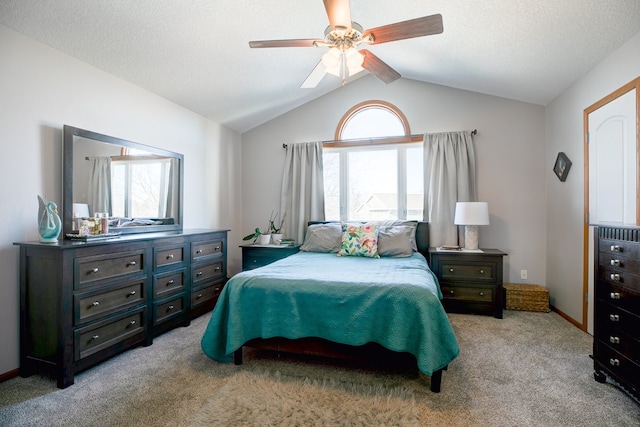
[153,269,185,298]
[595,299,640,339]
[441,284,493,302]
[598,261,640,292]
[191,282,225,309]
[155,246,185,269]
[594,343,640,389]
[599,238,640,259]
[192,262,223,284]
[154,295,185,325]
[75,308,145,360]
[598,251,640,276]
[595,322,640,365]
[596,281,640,315]
[75,250,144,288]
[75,280,145,325]
[192,240,223,261]
[440,263,495,281]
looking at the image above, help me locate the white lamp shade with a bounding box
[454,202,490,225]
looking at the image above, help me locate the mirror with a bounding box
[63,125,183,237]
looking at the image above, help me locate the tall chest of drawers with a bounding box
[15,229,228,389]
[593,226,640,401]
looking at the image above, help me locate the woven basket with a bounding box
[504,283,550,312]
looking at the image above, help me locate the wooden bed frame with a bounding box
[232,221,447,393]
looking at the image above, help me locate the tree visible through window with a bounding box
[323,101,423,221]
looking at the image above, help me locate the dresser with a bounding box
[241,244,300,270]
[593,226,640,401]
[429,249,507,319]
[15,229,227,388]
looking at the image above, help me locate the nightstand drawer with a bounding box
[441,285,493,302]
[440,263,495,281]
[241,245,300,271]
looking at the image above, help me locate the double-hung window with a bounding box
[323,101,423,221]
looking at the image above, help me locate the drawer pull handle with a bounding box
[196,293,203,299]
[196,249,203,254]
[610,274,620,281]
[168,305,175,311]
[167,254,174,259]
[479,292,484,296]
[609,358,620,367]
[129,320,137,326]
[609,314,620,322]
[214,286,221,291]
[215,266,221,271]
[167,279,175,285]
[610,292,620,300]
[611,245,621,252]
[92,301,100,307]
[128,290,136,296]
[610,259,621,266]
[127,261,137,266]
[92,335,99,341]
[449,268,454,273]
[449,290,455,295]
[609,336,620,344]
[91,267,99,274]
[214,246,221,251]
[196,272,203,277]
[479,269,485,274]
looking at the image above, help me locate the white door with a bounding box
[586,87,637,334]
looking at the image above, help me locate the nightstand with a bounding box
[241,244,301,271]
[429,248,507,319]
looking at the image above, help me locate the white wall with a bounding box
[241,76,547,288]
[0,25,242,376]
[545,30,640,324]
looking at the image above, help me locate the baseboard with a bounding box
[0,368,19,383]
[550,305,586,332]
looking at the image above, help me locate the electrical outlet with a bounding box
[521,270,528,280]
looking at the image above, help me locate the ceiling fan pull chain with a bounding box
[341,51,347,86]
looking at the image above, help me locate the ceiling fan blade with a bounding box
[360,49,401,84]
[363,14,443,44]
[323,0,352,29]
[249,39,320,48]
[301,60,327,88]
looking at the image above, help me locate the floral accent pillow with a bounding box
[337,222,380,258]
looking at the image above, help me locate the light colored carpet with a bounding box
[1,310,639,426]
[189,370,420,426]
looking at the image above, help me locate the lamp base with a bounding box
[464,225,479,250]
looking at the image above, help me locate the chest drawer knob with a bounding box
[611,245,622,252]
[610,274,620,281]
[167,305,175,311]
[129,320,137,326]
[92,301,100,307]
[196,293,203,299]
[610,259,621,266]
[167,279,175,285]
[215,266,221,271]
[128,290,136,296]
[449,268,454,273]
[609,358,620,367]
[479,292,485,296]
[196,249,203,254]
[610,292,621,299]
[479,269,485,274]
[91,267,99,274]
[449,290,455,295]
[127,261,137,266]
[215,246,221,251]
[609,314,620,322]
[609,336,620,344]
[166,254,174,259]
[92,335,99,341]
[196,271,203,277]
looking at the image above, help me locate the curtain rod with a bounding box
[282,129,477,149]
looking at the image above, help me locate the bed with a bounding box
[200,221,460,392]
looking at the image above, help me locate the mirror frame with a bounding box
[62,125,184,237]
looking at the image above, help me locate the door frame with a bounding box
[583,77,640,330]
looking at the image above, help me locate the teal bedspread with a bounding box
[201,252,459,375]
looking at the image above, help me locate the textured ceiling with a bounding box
[1,0,640,133]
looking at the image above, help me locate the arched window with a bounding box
[323,101,423,221]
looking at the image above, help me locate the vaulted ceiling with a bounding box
[2,0,640,133]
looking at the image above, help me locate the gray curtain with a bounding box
[423,131,477,247]
[164,158,180,221]
[88,156,112,216]
[280,141,325,244]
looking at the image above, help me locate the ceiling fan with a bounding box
[248,0,443,88]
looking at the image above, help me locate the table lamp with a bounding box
[454,202,490,250]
